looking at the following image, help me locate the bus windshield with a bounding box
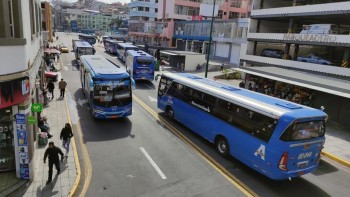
[136,57,153,65]
[280,120,325,141]
[92,78,131,107]
[78,47,94,55]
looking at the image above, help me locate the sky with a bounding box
[63,0,130,3]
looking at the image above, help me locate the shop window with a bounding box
[0,107,16,171]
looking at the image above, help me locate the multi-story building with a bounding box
[0,0,44,183]
[41,1,53,42]
[156,0,250,47]
[128,0,159,43]
[239,0,350,127]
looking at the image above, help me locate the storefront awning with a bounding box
[234,66,350,98]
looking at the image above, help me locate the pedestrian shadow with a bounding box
[35,174,59,197]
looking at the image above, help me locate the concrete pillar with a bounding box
[202,42,206,54]
[293,44,299,60]
[253,41,257,55]
[284,43,291,59]
[191,41,195,52]
[185,40,188,51]
[288,18,294,33]
[242,27,247,39]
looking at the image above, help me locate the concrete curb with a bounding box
[321,151,350,168]
[64,96,82,197]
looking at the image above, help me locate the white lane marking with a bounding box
[64,66,68,71]
[145,84,153,89]
[140,147,167,180]
[148,96,157,102]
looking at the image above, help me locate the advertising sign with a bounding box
[15,114,30,179]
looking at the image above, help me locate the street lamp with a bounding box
[205,0,216,78]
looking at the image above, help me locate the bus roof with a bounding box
[127,50,153,58]
[75,41,93,48]
[104,39,122,43]
[164,73,327,119]
[79,34,95,38]
[80,55,129,79]
[117,43,138,48]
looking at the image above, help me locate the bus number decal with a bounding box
[298,152,312,160]
[254,144,266,160]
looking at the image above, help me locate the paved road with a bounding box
[58,32,350,197]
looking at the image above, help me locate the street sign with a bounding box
[27,116,36,125]
[31,104,43,112]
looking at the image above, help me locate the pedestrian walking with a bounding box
[58,79,67,98]
[47,80,55,99]
[44,142,64,184]
[60,123,74,157]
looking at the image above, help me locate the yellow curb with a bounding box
[133,94,257,197]
[64,96,81,197]
[321,151,350,168]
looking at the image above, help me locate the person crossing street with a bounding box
[44,142,64,184]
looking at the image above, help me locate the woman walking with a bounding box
[60,123,74,157]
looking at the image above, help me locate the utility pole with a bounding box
[204,0,216,78]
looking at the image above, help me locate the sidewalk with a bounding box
[156,68,350,167]
[22,89,78,197]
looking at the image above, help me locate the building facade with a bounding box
[128,0,159,43]
[41,1,53,42]
[0,0,44,182]
[239,0,350,127]
[154,0,250,47]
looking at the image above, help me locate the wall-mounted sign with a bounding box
[283,33,337,42]
[27,116,36,125]
[31,103,43,113]
[15,114,30,179]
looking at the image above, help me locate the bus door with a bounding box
[278,120,325,174]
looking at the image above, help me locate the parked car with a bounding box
[297,53,334,65]
[260,48,285,59]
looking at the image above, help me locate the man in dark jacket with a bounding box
[44,142,64,184]
[60,123,74,156]
[47,80,55,99]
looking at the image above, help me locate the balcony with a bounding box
[240,53,350,77]
[248,33,350,47]
[251,1,350,18]
[128,1,157,8]
[128,11,157,18]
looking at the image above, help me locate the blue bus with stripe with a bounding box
[80,55,132,119]
[125,50,155,81]
[157,73,327,180]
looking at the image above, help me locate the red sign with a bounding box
[0,77,31,109]
[192,15,202,21]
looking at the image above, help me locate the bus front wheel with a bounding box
[166,107,174,120]
[216,137,229,157]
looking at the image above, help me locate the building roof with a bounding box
[234,66,350,98]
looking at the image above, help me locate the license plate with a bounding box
[298,161,308,168]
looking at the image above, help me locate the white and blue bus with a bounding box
[157,73,327,180]
[116,43,138,62]
[74,41,95,60]
[103,39,122,55]
[79,34,96,45]
[80,55,133,119]
[125,50,155,81]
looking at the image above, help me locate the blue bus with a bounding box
[125,50,155,81]
[157,73,327,180]
[103,39,122,55]
[80,55,133,119]
[74,41,95,60]
[116,43,138,62]
[79,34,96,45]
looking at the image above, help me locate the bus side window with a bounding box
[158,78,167,96]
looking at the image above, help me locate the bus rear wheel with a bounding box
[166,107,174,120]
[216,137,229,157]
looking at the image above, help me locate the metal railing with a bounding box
[249,27,350,35]
[253,0,344,9]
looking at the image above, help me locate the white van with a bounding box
[300,24,338,34]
